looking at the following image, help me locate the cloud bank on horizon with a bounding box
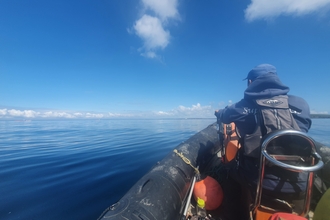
[0,103,216,119]
[133,0,330,59]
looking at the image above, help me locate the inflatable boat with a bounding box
[98,122,330,220]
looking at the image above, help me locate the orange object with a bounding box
[193,176,223,210]
[223,122,240,163]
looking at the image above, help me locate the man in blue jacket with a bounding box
[215,64,311,135]
[215,64,312,218]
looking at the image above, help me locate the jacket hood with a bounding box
[244,73,290,100]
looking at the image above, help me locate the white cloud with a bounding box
[86,113,104,118]
[177,103,209,112]
[134,15,170,50]
[156,111,173,116]
[42,111,75,118]
[245,0,330,22]
[155,103,214,118]
[0,109,7,115]
[142,0,179,20]
[109,112,134,117]
[133,0,179,59]
[8,109,39,118]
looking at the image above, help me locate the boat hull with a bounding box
[98,123,220,220]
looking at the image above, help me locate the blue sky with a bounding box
[1,0,330,119]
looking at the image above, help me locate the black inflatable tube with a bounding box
[315,142,330,187]
[98,123,219,220]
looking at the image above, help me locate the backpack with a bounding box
[242,95,300,158]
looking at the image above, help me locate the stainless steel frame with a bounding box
[253,130,324,217]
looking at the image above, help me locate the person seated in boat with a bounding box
[214,64,312,217]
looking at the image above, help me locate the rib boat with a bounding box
[98,122,330,220]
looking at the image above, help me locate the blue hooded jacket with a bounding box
[215,73,311,135]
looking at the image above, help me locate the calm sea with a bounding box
[0,118,329,220]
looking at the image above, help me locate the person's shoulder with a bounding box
[288,95,310,116]
[288,95,310,110]
[288,95,308,104]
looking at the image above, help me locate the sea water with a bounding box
[0,118,329,220]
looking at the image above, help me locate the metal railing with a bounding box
[253,130,324,217]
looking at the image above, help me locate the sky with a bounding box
[1,0,330,119]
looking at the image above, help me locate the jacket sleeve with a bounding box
[215,99,251,124]
[288,95,312,132]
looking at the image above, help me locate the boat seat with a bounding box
[251,130,324,220]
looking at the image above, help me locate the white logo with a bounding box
[243,108,257,114]
[263,99,283,106]
[266,99,279,104]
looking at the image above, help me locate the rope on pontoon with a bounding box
[173,149,200,175]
